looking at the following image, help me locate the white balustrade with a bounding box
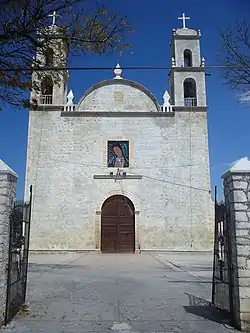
[160,105,174,112]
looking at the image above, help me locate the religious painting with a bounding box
[107,141,129,168]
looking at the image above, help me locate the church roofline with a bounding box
[169,67,205,72]
[171,28,201,41]
[0,159,18,178]
[172,34,200,40]
[78,79,161,111]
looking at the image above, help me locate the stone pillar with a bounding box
[222,157,250,331]
[0,160,18,325]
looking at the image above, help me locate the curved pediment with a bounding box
[78,79,160,112]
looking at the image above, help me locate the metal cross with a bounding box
[178,13,190,29]
[48,11,59,26]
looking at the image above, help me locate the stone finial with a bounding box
[114,63,123,79]
[201,57,205,67]
[0,159,18,178]
[172,28,176,35]
[66,90,74,105]
[163,90,170,106]
[171,57,176,67]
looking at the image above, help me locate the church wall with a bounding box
[25,106,213,251]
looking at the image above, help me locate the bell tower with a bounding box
[30,11,69,107]
[169,13,206,107]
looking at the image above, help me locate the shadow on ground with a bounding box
[184,293,232,326]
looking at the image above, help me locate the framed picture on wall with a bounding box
[107,141,129,168]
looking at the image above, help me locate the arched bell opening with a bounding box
[184,78,197,106]
[40,76,53,104]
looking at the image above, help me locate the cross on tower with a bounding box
[48,11,60,26]
[178,13,190,29]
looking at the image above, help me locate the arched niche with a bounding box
[184,49,192,67]
[45,48,54,67]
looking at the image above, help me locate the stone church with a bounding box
[25,15,214,252]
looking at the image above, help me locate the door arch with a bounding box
[101,195,135,253]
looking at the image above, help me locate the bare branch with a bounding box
[0,0,132,109]
[219,21,250,100]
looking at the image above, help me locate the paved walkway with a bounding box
[1,252,237,333]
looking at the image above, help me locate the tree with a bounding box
[220,21,250,103]
[0,0,132,109]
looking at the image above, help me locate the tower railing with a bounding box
[160,105,174,112]
[63,104,76,112]
[40,95,53,105]
[184,97,197,107]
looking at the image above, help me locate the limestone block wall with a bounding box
[213,161,250,331]
[0,165,18,326]
[223,171,250,331]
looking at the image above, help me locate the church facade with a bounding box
[25,17,214,252]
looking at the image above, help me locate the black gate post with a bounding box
[4,185,33,326]
[225,202,235,327]
[212,185,218,305]
[4,201,14,325]
[22,185,32,303]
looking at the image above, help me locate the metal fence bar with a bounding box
[184,97,197,106]
[4,202,15,325]
[4,185,32,326]
[22,185,32,304]
[212,185,218,305]
[40,95,52,104]
[211,185,234,320]
[225,203,235,327]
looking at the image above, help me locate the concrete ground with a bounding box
[1,252,237,333]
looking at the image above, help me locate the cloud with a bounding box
[239,90,250,104]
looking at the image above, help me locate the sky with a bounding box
[0,0,249,200]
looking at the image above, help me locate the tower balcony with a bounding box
[39,94,53,105]
[184,97,197,107]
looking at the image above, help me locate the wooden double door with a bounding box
[101,195,135,253]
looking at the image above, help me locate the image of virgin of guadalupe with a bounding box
[108,141,129,168]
